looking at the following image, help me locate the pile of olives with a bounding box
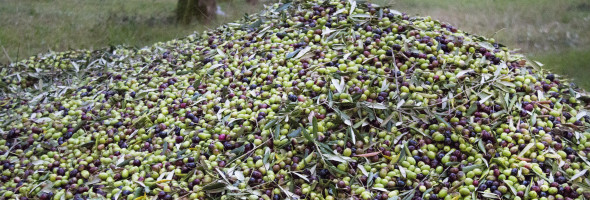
[1,0,590,199]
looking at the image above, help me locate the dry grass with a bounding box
[0,0,589,88]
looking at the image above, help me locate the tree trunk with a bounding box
[176,0,192,25]
[176,0,217,25]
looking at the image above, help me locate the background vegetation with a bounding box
[1,0,589,89]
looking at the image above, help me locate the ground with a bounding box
[1,0,589,89]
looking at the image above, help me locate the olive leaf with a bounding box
[532,166,549,181]
[278,185,300,200]
[477,42,495,51]
[570,169,588,182]
[355,151,381,157]
[348,0,357,15]
[361,101,388,110]
[399,165,407,178]
[518,142,534,158]
[275,2,293,12]
[480,191,500,199]
[301,127,314,143]
[312,116,318,135]
[323,152,354,163]
[348,126,356,144]
[285,49,301,59]
[31,160,49,166]
[401,190,415,200]
[456,69,474,78]
[86,175,101,186]
[292,171,310,182]
[202,181,227,193]
[462,164,484,173]
[294,46,311,59]
[287,127,301,138]
[331,77,346,94]
[434,114,451,128]
[503,180,518,195]
[409,127,431,139]
[416,188,432,200]
[466,102,478,116]
[116,158,133,167]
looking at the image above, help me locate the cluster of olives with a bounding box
[1,0,590,199]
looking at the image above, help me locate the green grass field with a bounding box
[1,0,589,89]
[0,0,261,63]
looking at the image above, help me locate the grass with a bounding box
[531,48,590,90]
[0,0,589,89]
[0,0,262,63]
[382,0,590,53]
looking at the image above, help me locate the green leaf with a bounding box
[302,128,314,143]
[462,164,484,173]
[532,166,549,181]
[478,42,495,51]
[323,153,354,163]
[478,139,486,154]
[334,107,352,126]
[71,120,87,133]
[230,145,245,155]
[570,169,588,182]
[288,127,302,138]
[132,114,153,129]
[275,2,292,12]
[401,190,416,200]
[466,102,478,116]
[509,95,518,112]
[422,188,433,200]
[263,148,271,164]
[161,141,168,156]
[312,117,318,135]
[518,143,534,157]
[491,158,507,168]
[328,165,348,176]
[480,192,500,199]
[295,46,311,59]
[264,119,278,130]
[317,142,333,154]
[409,127,431,139]
[117,159,133,167]
[524,181,532,199]
[403,143,412,159]
[353,118,366,128]
[285,49,301,59]
[434,114,451,128]
[367,172,375,187]
[504,93,510,109]
[80,140,95,149]
[274,124,281,140]
[202,182,226,193]
[362,102,388,110]
[348,127,356,144]
[133,187,144,199]
[503,180,517,195]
